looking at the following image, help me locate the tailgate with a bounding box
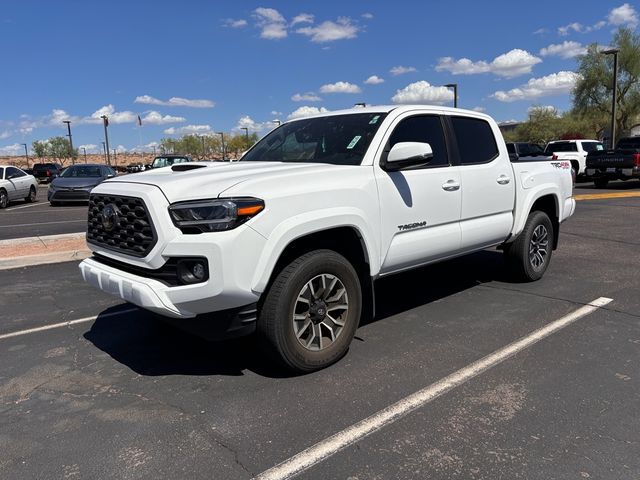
[586,150,636,168]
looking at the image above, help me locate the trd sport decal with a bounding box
[398,221,427,231]
[551,161,571,169]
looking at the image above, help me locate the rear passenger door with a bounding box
[5,167,26,199]
[449,116,515,250]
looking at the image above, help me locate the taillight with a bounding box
[46,170,51,176]
[634,153,640,167]
[552,154,558,160]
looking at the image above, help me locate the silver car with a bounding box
[0,165,38,209]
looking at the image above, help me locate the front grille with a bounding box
[87,194,157,257]
[53,190,90,200]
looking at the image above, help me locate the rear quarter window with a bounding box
[451,117,499,164]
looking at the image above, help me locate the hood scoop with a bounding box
[171,163,208,172]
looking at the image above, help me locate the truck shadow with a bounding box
[577,179,640,190]
[84,249,508,378]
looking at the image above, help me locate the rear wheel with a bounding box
[50,201,60,207]
[504,211,553,282]
[258,249,362,373]
[594,178,609,189]
[25,186,36,203]
[0,189,7,209]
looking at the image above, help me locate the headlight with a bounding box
[169,197,264,233]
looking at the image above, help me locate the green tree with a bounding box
[32,140,48,160]
[47,136,77,164]
[512,107,563,144]
[573,28,640,141]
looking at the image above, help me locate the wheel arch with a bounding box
[529,194,560,250]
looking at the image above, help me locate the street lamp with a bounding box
[216,132,226,161]
[200,135,206,159]
[101,141,107,163]
[63,120,75,164]
[101,115,111,165]
[21,143,29,166]
[601,48,619,149]
[81,147,87,163]
[444,84,458,108]
[240,126,249,144]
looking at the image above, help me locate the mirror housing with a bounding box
[383,142,434,171]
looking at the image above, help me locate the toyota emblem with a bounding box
[101,204,119,232]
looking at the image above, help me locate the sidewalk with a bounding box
[0,232,90,270]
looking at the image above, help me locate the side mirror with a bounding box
[383,142,433,171]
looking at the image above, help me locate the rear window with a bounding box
[451,117,499,164]
[545,142,577,153]
[152,157,190,168]
[33,164,55,171]
[581,142,604,152]
[616,137,640,149]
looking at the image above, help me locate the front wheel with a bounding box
[258,249,362,373]
[25,186,36,203]
[504,211,553,282]
[0,189,7,209]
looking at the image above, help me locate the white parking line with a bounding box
[5,202,50,211]
[254,297,613,480]
[0,307,138,341]
[0,220,85,228]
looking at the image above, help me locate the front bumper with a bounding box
[48,188,92,202]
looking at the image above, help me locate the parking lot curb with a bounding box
[0,232,90,270]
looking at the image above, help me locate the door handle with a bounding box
[497,175,511,185]
[442,180,460,191]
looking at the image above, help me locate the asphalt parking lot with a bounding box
[1,183,639,479]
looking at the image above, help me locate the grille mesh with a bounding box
[87,194,156,257]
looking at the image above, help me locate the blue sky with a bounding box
[1,0,637,155]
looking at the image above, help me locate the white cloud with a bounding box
[88,105,136,124]
[235,115,279,133]
[134,95,215,108]
[271,110,283,116]
[391,81,454,105]
[291,13,314,26]
[362,13,374,19]
[224,19,248,28]
[296,17,359,43]
[472,106,486,112]
[390,66,417,76]
[540,41,587,59]
[287,106,330,120]
[164,124,213,135]
[253,7,287,39]
[436,49,541,78]
[608,3,638,27]
[527,105,558,114]
[78,144,98,153]
[319,81,361,94]
[0,143,23,155]
[115,145,128,153]
[141,111,186,125]
[0,131,11,139]
[558,22,585,36]
[19,127,33,135]
[491,71,581,102]
[364,75,384,85]
[291,92,322,102]
[533,27,548,35]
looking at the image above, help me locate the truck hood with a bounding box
[104,162,342,202]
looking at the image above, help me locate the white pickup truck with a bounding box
[80,105,575,372]
[544,139,604,176]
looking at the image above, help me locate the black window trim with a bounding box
[378,113,454,171]
[446,115,500,166]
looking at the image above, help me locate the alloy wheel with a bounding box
[529,224,549,270]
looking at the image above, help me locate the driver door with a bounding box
[5,167,23,200]
[375,113,462,274]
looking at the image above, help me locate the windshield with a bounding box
[152,157,190,168]
[616,137,640,149]
[242,112,388,165]
[33,164,56,171]
[60,165,103,178]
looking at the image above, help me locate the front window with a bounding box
[581,142,604,153]
[152,156,190,168]
[60,165,103,177]
[242,112,388,165]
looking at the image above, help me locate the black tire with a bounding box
[594,178,609,189]
[257,249,362,373]
[0,189,7,209]
[50,201,60,207]
[504,211,553,282]
[25,185,36,203]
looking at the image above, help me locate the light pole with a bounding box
[81,147,87,163]
[601,48,619,149]
[101,115,111,165]
[20,143,29,166]
[152,145,156,155]
[217,132,225,161]
[113,149,117,166]
[200,135,206,159]
[101,141,107,163]
[240,126,249,145]
[444,84,458,108]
